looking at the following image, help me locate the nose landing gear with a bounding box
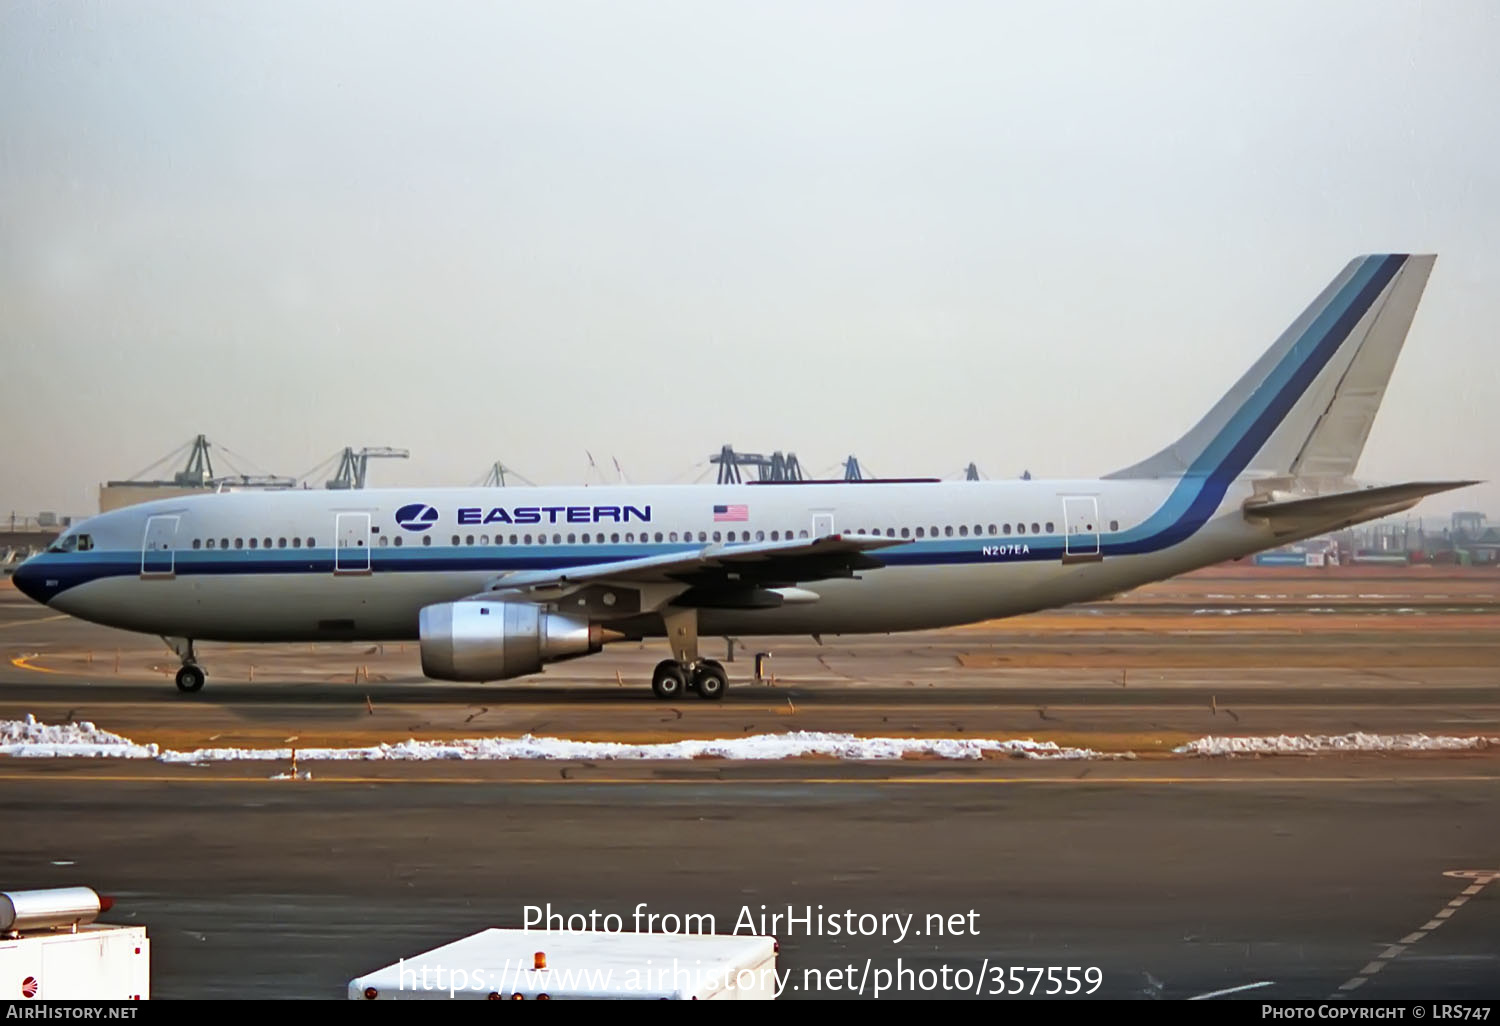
[175,664,206,693]
[163,636,206,694]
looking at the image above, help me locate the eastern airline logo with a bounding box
[457,504,651,525]
[394,503,439,532]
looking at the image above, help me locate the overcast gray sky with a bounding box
[2,1,1497,518]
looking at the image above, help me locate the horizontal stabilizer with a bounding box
[1243,480,1478,534]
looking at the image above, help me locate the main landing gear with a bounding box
[651,658,727,701]
[648,608,727,701]
[164,637,206,694]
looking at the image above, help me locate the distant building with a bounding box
[1452,511,1486,541]
[1463,526,1500,565]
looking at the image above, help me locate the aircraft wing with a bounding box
[468,533,903,609]
[1243,480,1478,534]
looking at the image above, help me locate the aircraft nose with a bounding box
[11,557,53,606]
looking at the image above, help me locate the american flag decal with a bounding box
[713,504,749,522]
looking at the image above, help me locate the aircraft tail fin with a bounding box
[1107,254,1436,481]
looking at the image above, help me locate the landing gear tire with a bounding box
[651,660,686,700]
[694,661,727,701]
[175,665,206,694]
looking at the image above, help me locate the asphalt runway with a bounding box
[3,770,1497,1000]
[1,570,1498,999]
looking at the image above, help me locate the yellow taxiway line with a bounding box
[9,654,67,675]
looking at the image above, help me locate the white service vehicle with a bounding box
[350,928,778,1000]
[0,887,150,1000]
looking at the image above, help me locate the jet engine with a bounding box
[418,601,606,681]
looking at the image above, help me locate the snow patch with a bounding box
[0,717,1107,763]
[151,732,1115,763]
[12,717,1493,765]
[0,714,159,759]
[1176,733,1500,756]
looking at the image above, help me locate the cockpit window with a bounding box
[47,533,91,553]
[77,534,93,551]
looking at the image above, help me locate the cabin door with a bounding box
[335,512,372,574]
[140,515,179,578]
[1061,496,1102,563]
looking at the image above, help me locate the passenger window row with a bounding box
[191,537,314,550]
[184,521,1123,552]
[418,529,817,547]
[855,523,1048,538]
[850,519,1122,539]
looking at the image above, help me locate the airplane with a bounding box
[13,254,1475,699]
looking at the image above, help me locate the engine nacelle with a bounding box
[418,601,604,682]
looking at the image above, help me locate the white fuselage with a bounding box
[22,477,1278,642]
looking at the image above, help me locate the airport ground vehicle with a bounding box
[0,887,150,1000]
[350,927,778,1000]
